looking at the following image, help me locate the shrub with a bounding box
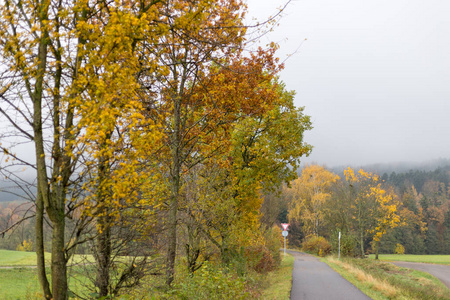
[176,261,248,299]
[394,243,405,255]
[230,225,282,274]
[263,225,282,268]
[16,239,33,252]
[244,244,276,273]
[302,235,331,256]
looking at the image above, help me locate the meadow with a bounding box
[0,266,92,299]
[368,254,450,265]
[0,249,98,266]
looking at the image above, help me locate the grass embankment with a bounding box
[323,255,450,300]
[368,254,450,265]
[260,253,294,299]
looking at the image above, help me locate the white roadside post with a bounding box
[338,231,341,259]
[281,223,289,256]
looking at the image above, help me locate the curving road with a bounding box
[288,250,371,300]
[390,261,450,289]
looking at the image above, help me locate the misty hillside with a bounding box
[0,179,36,203]
[331,158,450,176]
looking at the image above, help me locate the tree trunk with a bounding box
[33,0,68,298]
[35,191,52,299]
[360,229,365,258]
[166,95,181,286]
[95,138,113,297]
[375,240,379,260]
[166,177,179,286]
[185,222,202,274]
[51,214,67,300]
[96,217,111,297]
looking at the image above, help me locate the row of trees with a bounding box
[0,0,312,298]
[282,165,450,257]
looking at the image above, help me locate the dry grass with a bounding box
[327,256,397,298]
[324,255,450,300]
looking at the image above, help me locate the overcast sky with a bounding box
[245,0,450,167]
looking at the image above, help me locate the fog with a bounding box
[246,0,450,167]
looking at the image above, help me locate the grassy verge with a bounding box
[323,255,450,300]
[368,254,450,265]
[259,253,294,300]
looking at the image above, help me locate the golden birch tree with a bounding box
[287,165,339,237]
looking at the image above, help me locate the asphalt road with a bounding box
[390,261,450,289]
[288,250,371,300]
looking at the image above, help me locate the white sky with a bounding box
[245,0,450,167]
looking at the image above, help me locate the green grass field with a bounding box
[0,249,49,266]
[0,250,95,299]
[369,254,450,265]
[0,267,92,299]
[0,249,96,266]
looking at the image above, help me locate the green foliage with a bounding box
[175,262,248,300]
[394,243,405,254]
[264,226,283,268]
[302,235,331,256]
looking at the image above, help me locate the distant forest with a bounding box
[379,166,450,254]
[260,161,450,256]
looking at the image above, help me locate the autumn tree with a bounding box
[343,168,400,257]
[180,76,312,268]
[369,186,401,259]
[0,0,91,296]
[0,0,305,296]
[287,165,339,237]
[135,0,290,285]
[72,2,165,296]
[0,0,159,298]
